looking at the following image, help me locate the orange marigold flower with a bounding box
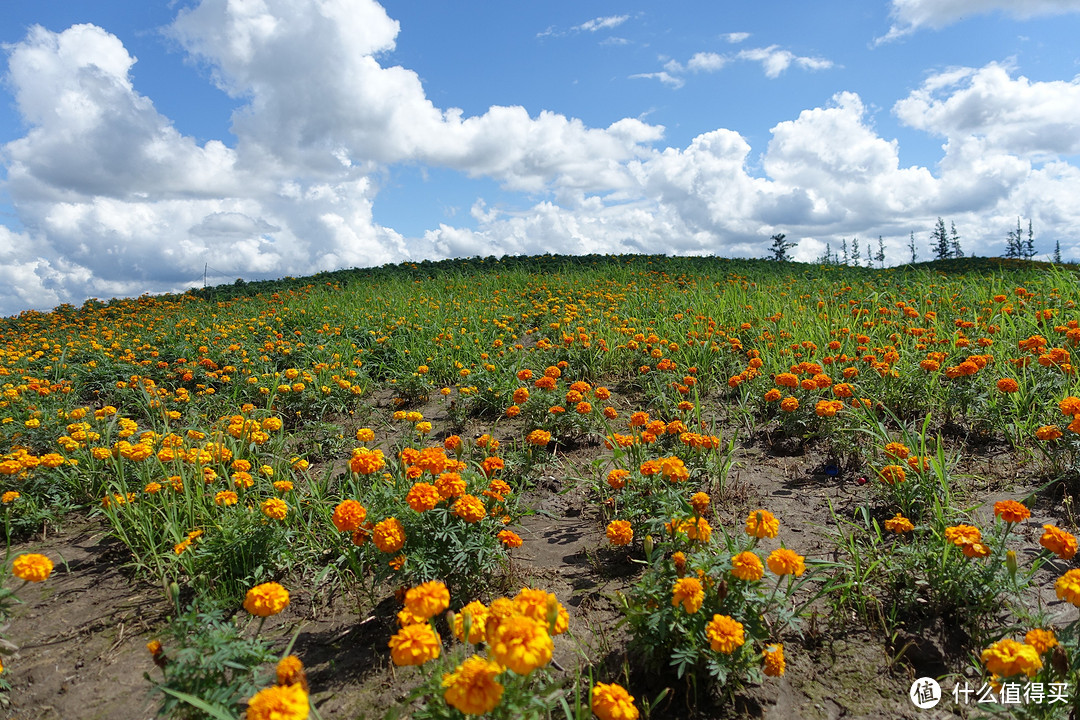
[996,378,1020,393]
[689,492,710,516]
[215,490,238,506]
[607,469,630,490]
[243,582,290,617]
[993,500,1030,524]
[527,429,552,446]
[884,513,914,533]
[373,517,406,553]
[884,442,909,460]
[406,483,442,512]
[453,494,487,523]
[763,644,786,677]
[1025,628,1058,655]
[442,654,504,715]
[763,388,782,402]
[1058,396,1080,416]
[497,529,523,548]
[780,397,799,413]
[591,682,639,720]
[12,553,53,583]
[1057,569,1080,606]
[775,372,798,388]
[488,615,552,675]
[1040,525,1078,560]
[245,683,309,720]
[606,520,633,546]
[332,499,368,532]
[944,524,982,548]
[1036,425,1063,441]
[705,614,745,654]
[746,509,779,538]
[767,548,806,576]
[481,457,504,475]
[671,577,704,613]
[405,580,450,620]
[350,448,386,475]
[878,465,907,485]
[388,622,441,666]
[981,638,1042,678]
[435,472,467,499]
[261,497,288,520]
[730,551,764,581]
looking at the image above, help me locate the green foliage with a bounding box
[146,605,277,720]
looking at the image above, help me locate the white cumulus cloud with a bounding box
[879,0,1080,42]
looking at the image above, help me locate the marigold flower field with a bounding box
[1,253,1080,718]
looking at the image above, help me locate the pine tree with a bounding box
[768,233,797,261]
[841,238,848,265]
[931,217,950,260]
[876,235,886,268]
[851,237,861,266]
[1005,217,1023,258]
[1054,239,1062,264]
[908,231,918,264]
[1025,219,1035,260]
[950,221,963,258]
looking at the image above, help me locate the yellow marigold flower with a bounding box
[993,500,1030,524]
[405,581,450,621]
[12,553,53,582]
[245,682,309,720]
[2,491,20,503]
[705,614,745,654]
[373,517,406,553]
[1040,525,1078,560]
[442,655,504,715]
[261,497,288,521]
[591,682,639,720]
[606,520,633,546]
[1055,568,1080,607]
[489,614,552,675]
[746,509,779,538]
[762,644,786,677]
[331,499,367,532]
[1025,629,1057,655]
[884,513,914,533]
[671,577,704,613]
[497,529,523,548]
[672,517,712,543]
[878,465,907,484]
[406,483,442,512]
[415,421,432,435]
[731,551,764,581]
[355,428,375,443]
[243,582,290,617]
[453,494,487,523]
[767,548,806,577]
[981,638,1042,678]
[453,601,490,644]
[276,655,307,689]
[388,622,441,666]
[527,429,552,446]
[659,456,689,482]
[215,490,238,506]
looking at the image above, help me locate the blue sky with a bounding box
[2,0,1080,316]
